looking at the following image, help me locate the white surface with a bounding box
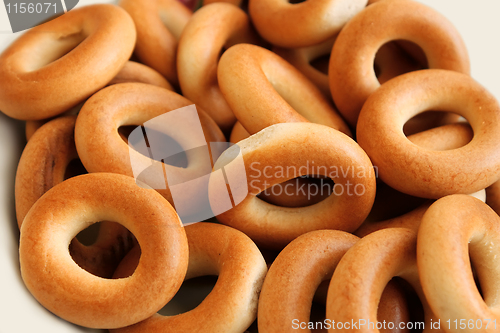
[1,1,500,332]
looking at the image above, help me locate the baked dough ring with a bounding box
[75,83,225,209]
[112,222,267,333]
[259,230,410,332]
[209,122,376,249]
[19,173,189,329]
[356,122,480,236]
[178,3,261,133]
[330,0,470,126]
[16,116,134,278]
[25,61,173,141]
[0,4,136,120]
[120,0,192,86]
[418,195,500,330]
[249,0,368,48]
[327,228,439,333]
[218,44,351,137]
[357,70,500,199]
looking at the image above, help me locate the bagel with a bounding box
[112,222,267,333]
[74,83,225,221]
[418,195,500,331]
[357,70,500,199]
[249,0,368,48]
[327,228,439,332]
[218,43,351,137]
[120,0,192,86]
[330,0,470,126]
[16,116,134,278]
[209,122,376,249]
[177,3,261,132]
[19,173,189,329]
[259,230,410,332]
[0,4,136,120]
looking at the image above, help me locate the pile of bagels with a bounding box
[2,0,500,332]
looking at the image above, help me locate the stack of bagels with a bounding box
[2,0,500,332]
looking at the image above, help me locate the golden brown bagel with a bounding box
[74,83,225,213]
[16,116,133,278]
[249,0,368,48]
[0,4,136,120]
[327,228,440,332]
[177,3,261,133]
[418,195,500,330]
[357,70,500,199]
[218,44,351,137]
[120,0,192,86]
[330,0,470,126]
[19,173,189,329]
[259,230,410,332]
[209,122,376,249]
[112,222,267,333]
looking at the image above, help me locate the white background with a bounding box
[1,1,500,332]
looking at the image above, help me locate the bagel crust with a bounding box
[19,173,189,329]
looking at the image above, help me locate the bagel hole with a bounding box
[289,0,306,3]
[403,111,473,150]
[374,40,428,85]
[307,280,329,332]
[310,54,330,75]
[70,222,137,279]
[257,176,334,208]
[122,125,189,168]
[64,158,88,180]
[389,278,425,333]
[157,275,218,316]
[29,31,86,71]
[75,221,101,246]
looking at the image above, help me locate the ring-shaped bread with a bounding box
[0,4,136,120]
[259,230,410,332]
[74,83,225,208]
[330,0,470,126]
[178,3,261,132]
[120,0,192,86]
[418,195,500,331]
[357,70,500,199]
[19,173,189,329]
[249,0,368,48]
[218,43,351,137]
[209,122,376,249]
[16,116,133,278]
[327,228,439,332]
[112,222,267,333]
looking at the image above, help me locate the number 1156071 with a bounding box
[6,3,57,14]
